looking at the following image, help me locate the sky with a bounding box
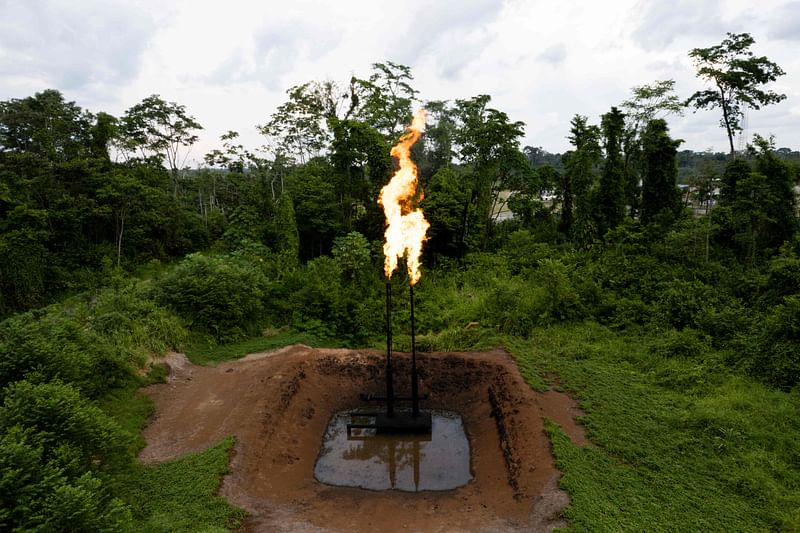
[2,0,799,165]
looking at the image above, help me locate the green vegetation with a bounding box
[110,438,245,533]
[184,329,324,366]
[1,39,798,531]
[515,323,800,531]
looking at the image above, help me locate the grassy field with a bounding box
[510,322,800,532]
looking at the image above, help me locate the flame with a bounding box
[378,108,429,285]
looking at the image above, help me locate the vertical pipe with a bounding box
[385,281,394,418]
[410,283,419,417]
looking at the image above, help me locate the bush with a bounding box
[648,328,711,359]
[0,425,131,532]
[0,311,128,397]
[0,380,126,468]
[749,295,800,389]
[653,279,718,330]
[156,253,268,342]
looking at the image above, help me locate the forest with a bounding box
[1,33,799,531]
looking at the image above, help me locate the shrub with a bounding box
[156,253,268,342]
[0,425,131,532]
[0,380,126,468]
[0,311,127,397]
[648,328,711,359]
[749,295,800,389]
[653,279,718,330]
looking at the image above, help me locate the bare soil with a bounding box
[140,345,587,532]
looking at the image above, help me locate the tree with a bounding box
[621,80,684,214]
[421,167,473,259]
[451,95,526,251]
[563,115,601,238]
[286,159,342,258]
[119,95,202,193]
[258,80,352,163]
[596,107,627,236]
[274,192,299,261]
[622,80,684,134]
[640,119,682,224]
[0,89,93,162]
[329,119,391,238]
[687,33,786,159]
[417,99,455,180]
[353,61,418,141]
[714,136,797,263]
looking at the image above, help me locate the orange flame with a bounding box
[378,108,429,285]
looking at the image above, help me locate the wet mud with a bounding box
[140,346,588,532]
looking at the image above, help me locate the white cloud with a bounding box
[1,0,798,160]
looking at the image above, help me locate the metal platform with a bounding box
[348,410,433,435]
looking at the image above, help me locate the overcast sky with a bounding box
[2,0,799,165]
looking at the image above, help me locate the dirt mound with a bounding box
[140,346,587,532]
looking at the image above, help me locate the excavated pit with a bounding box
[139,345,588,532]
[314,410,472,492]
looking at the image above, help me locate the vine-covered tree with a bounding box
[563,115,601,238]
[640,119,682,224]
[621,80,684,214]
[596,107,627,236]
[687,32,786,159]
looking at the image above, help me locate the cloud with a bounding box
[537,44,567,66]
[765,2,800,41]
[388,0,502,79]
[630,0,726,50]
[0,0,159,96]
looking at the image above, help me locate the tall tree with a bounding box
[119,95,202,193]
[451,95,526,251]
[596,107,627,236]
[0,89,93,162]
[687,33,786,159]
[563,115,601,238]
[621,80,684,214]
[258,80,354,163]
[353,61,419,142]
[640,119,682,224]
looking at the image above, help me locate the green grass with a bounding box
[510,322,800,532]
[111,438,245,533]
[99,366,245,532]
[183,329,327,365]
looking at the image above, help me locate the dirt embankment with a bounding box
[140,346,587,532]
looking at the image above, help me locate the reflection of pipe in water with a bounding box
[388,439,397,488]
[413,439,420,491]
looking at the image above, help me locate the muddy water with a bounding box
[314,410,471,492]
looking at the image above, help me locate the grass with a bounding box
[111,437,245,533]
[99,366,245,532]
[183,329,326,365]
[509,322,800,532]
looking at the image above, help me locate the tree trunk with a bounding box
[719,86,736,160]
[116,211,125,267]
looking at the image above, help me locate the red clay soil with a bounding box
[139,345,588,532]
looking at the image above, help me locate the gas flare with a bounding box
[379,108,429,285]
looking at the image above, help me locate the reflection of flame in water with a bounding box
[379,109,429,285]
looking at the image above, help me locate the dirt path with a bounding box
[140,346,587,532]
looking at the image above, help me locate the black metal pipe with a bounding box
[385,281,394,418]
[410,283,419,417]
